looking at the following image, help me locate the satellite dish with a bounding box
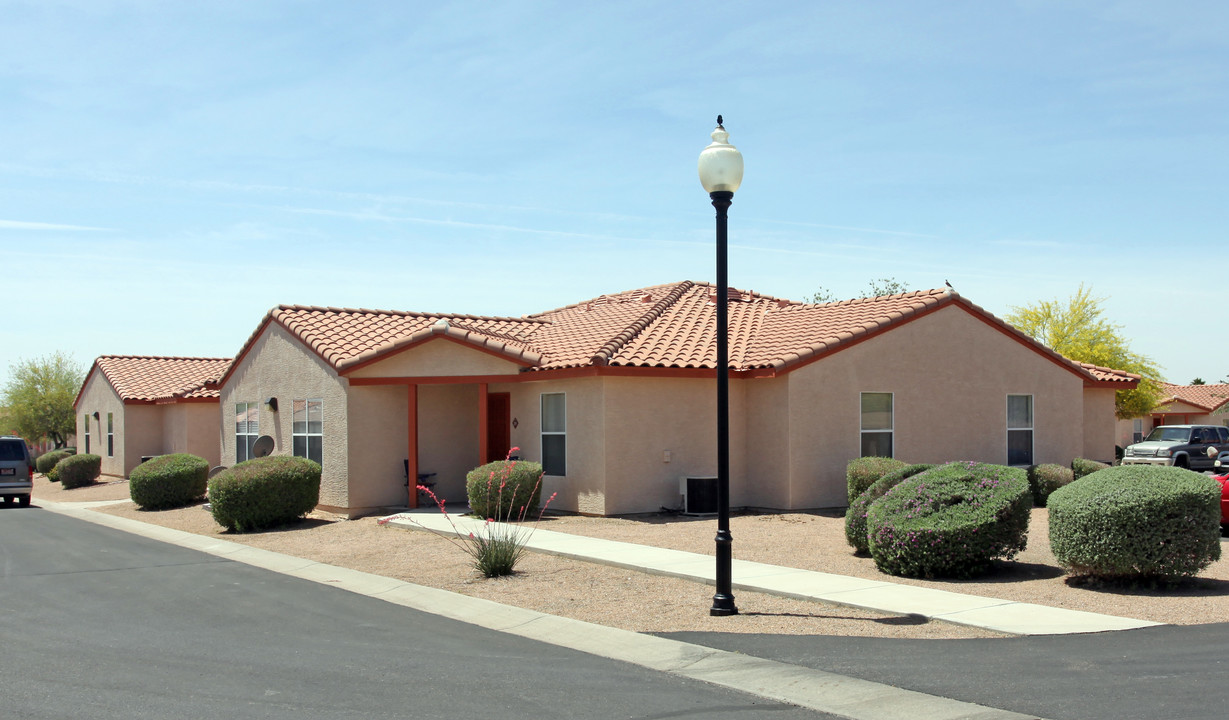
[208,465,228,478]
[252,435,275,458]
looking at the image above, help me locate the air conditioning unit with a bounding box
[680,476,719,515]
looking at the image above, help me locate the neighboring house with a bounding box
[74,356,232,478]
[216,281,1135,518]
[1117,382,1229,447]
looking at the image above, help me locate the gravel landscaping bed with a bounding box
[33,473,1229,637]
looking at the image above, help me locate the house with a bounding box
[1117,382,1229,447]
[215,281,1135,518]
[74,355,232,478]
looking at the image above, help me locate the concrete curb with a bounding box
[40,500,1043,720]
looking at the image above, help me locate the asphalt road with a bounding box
[665,617,1229,720]
[0,507,837,720]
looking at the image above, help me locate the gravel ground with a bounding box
[32,474,1229,638]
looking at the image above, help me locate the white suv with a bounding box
[0,436,34,507]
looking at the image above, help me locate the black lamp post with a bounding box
[698,116,743,617]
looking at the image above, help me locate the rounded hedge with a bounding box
[1027,463,1074,507]
[867,461,1031,579]
[846,456,908,504]
[1071,457,1109,481]
[208,456,321,533]
[1048,465,1221,580]
[35,449,74,475]
[129,453,209,510]
[466,459,544,520]
[58,454,102,489]
[845,463,935,555]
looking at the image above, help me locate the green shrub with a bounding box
[208,456,321,533]
[846,456,908,503]
[1048,465,1221,580]
[1071,457,1109,481]
[47,463,61,483]
[867,461,1030,579]
[1027,464,1074,507]
[845,463,935,555]
[36,450,73,475]
[129,453,209,510]
[58,454,102,489]
[466,459,544,520]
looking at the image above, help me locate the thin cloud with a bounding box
[753,218,941,239]
[0,219,110,231]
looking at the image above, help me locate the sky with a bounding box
[2,0,1227,389]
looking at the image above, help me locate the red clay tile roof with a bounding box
[78,355,232,406]
[1159,382,1229,412]
[1079,363,1142,385]
[218,282,1135,388]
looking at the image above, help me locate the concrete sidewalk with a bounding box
[383,510,1160,636]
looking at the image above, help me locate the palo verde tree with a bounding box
[1,351,85,448]
[1005,285,1162,419]
[808,277,909,304]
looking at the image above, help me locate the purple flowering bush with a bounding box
[867,461,1030,579]
[1048,465,1221,580]
[845,463,935,555]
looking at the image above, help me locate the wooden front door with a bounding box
[486,392,511,463]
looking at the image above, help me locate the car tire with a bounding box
[1175,457,1189,469]
[18,495,30,508]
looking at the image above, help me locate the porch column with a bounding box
[478,382,489,465]
[407,384,419,509]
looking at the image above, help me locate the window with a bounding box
[1007,395,1033,466]
[541,393,566,476]
[236,402,259,463]
[1133,418,1143,444]
[292,399,323,466]
[83,414,90,454]
[107,413,114,457]
[860,392,893,457]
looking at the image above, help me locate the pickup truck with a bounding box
[1122,424,1229,471]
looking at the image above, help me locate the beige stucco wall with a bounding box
[744,375,792,508]
[1081,388,1117,463]
[74,372,127,477]
[346,384,410,511]
[599,376,749,516]
[499,377,607,514]
[162,402,222,469]
[418,384,481,502]
[220,324,350,508]
[347,339,522,378]
[786,305,1087,508]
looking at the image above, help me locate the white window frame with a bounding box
[83,413,91,454]
[292,398,324,467]
[859,392,894,458]
[1133,418,1144,444]
[236,402,259,463]
[1007,394,1034,466]
[541,392,566,476]
[107,412,114,457]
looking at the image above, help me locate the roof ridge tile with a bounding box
[589,281,695,366]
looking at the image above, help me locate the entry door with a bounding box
[486,393,512,463]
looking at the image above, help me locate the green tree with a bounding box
[1191,378,1206,385]
[808,277,909,304]
[1005,285,1163,420]
[1,351,84,447]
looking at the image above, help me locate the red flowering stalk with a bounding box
[380,447,554,578]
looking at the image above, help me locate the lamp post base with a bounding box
[710,528,737,616]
